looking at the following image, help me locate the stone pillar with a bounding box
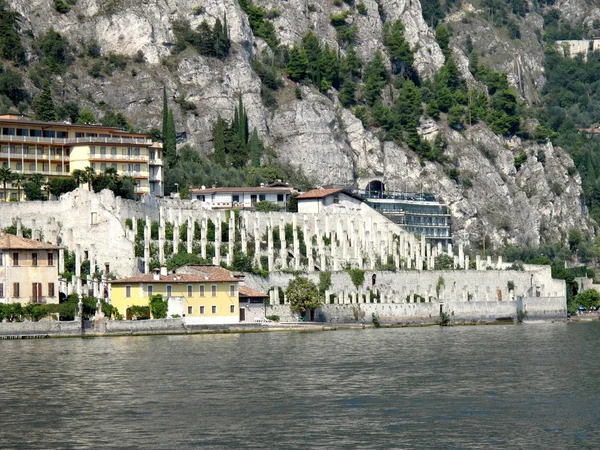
[58,248,65,274]
[173,221,180,254]
[292,214,300,270]
[187,217,194,254]
[458,243,465,269]
[240,214,247,255]
[497,255,503,269]
[465,255,470,271]
[476,255,481,271]
[267,221,274,271]
[254,214,261,267]
[279,216,287,269]
[16,219,22,237]
[447,243,453,257]
[227,214,235,266]
[144,218,150,274]
[215,219,221,266]
[201,217,207,260]
[486,255,492,268]
[332,235,340,271]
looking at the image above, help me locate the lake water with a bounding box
[0,323,599,449]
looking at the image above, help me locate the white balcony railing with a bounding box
[0,135,153,146]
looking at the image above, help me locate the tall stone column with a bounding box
[144,218,150,273]
[227,214,235,266]
[201,217,207,260]
[240,214,247,255]
[465,255,470,270]
[215,219,221,266]
[292,214,300,270]
[58,248,65,274]
[173,221,180,255]
[187,217,194,254]
[458,243,465,269]
[254,214,261,267]
[267,221,274,271]
[279,216,287,269]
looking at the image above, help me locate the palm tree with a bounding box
[83,166,96,191]
[0,167,13,202]
[12,172,25,201]
[72,169,85,187]
[29,173,45,185]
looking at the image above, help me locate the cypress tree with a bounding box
[249,128,261,167]
[162,86,168,141]
[213,117,227,167]
[213,17,230,59]
[197,20,215,56]
[34,81,56,121]
[164,109,177,165]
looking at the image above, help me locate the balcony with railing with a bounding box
[90,153,149,162]
[0,134,153,146]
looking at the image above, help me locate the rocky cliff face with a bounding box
[6,0,594,247]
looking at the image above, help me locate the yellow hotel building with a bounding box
[110,266,241,324]
[0,114,163,201]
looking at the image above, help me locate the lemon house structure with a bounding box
[0,114,163,200]
[109,266,241,324]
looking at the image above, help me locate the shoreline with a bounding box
[0,316,587,340]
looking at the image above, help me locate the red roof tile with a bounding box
[296,188,344,199]
[112,266,239,284]
[0,234,60,250]
[239,286,268,298]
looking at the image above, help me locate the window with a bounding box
[0,253,3,266]
[16,162,22,170]
[212,305,217,314]
[333,194,339,204]
[187,285,193,297]
[167,285,172,297]
[48,283,55,297]
[90,146,95,155]
[229,285,235,297]
[111,147,117,156]
[32,253,38,267]
[100,147,106,155]
[232,195,240,202]
[47,252,54,266]
[199,285,205,297]
[211,284,217,297]
[0,283,3,298]
[187,306,193,315]
[200,306,205,314]
[277,194,284,202]
[259,194,266,201]
[101,163,106,171]
[32,283,42,302]
[125,285,131,298]
[230,305,235,313]
[12,252,18,266]
[13,282,19,298]
[147,285,153,296]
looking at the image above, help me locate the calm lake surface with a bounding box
[1,323,599,449]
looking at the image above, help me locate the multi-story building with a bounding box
[353,179,452,246]
[109,265,241,324]
[0,114,163,200]
[0,232,61,305]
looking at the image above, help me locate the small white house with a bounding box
[189,185,293,209]
[297,188,364,214]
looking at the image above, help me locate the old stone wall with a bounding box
[0,320,81,336]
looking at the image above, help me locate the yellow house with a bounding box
[110,266,241,324]
[0,232,61,305]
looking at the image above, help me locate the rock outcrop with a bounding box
[6,0,594,246]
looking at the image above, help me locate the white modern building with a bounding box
[189,185,294,209]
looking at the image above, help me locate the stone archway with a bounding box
[365,180,385,198]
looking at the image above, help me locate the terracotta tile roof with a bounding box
[239,286,268,298]
[112,266,239,284]
[296,188,344,199]
[0,234,60,250]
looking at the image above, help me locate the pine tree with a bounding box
[249,128,261,167]
[340,45,362,80]
[287,45,308,81]
[319,44,340,90]
[362,50,388,106]
[213,117,227,167]
[383,20,415,80]
[34,81,56,121]
[197,20,215,56]
[164,109,177,165]
[302,31,322,85]
[238,94,248,145]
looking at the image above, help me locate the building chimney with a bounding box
[160,265,167,276]
[153,268,160,281]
